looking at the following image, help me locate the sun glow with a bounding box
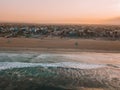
[0,0,120,24]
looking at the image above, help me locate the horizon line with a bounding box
[0,21,120,26]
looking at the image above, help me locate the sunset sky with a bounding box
[0,0,120,24]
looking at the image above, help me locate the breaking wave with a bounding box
[0,62,106,70]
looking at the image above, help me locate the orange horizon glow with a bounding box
[0,0,120,24]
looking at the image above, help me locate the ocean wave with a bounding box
[0,62,106,70]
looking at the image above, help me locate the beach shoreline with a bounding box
[0,38,120,90]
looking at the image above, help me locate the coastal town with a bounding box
[0,23,120,40]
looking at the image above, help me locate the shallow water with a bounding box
[0,52,119,70]
[0,52,120,64]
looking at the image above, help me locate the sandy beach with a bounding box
[0,38,120,53]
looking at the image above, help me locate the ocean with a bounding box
[0,52,120,90]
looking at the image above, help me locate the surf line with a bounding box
[0,62,106,70]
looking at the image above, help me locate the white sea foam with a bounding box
[0,52,119,70]
[0,62,106,70]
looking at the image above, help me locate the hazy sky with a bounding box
[0,0,120,24]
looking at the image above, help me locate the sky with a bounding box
[0,0,120,24]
